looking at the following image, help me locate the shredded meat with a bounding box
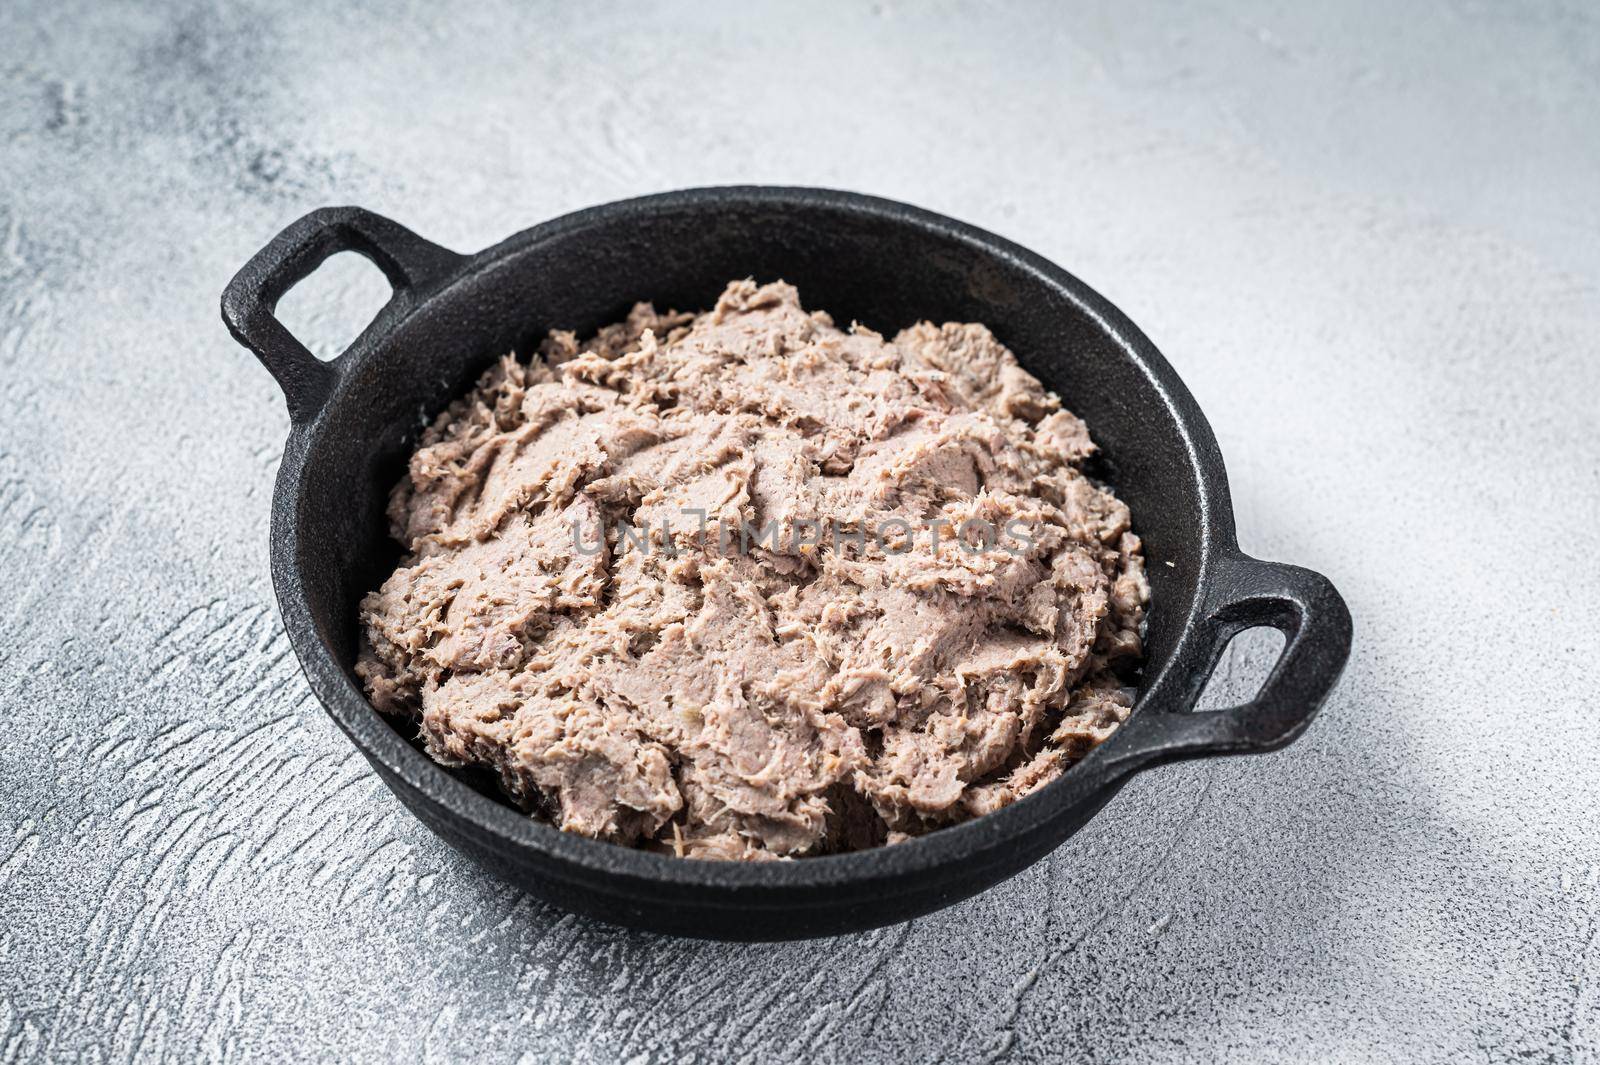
[356,281,1148,859]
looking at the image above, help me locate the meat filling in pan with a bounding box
[357,280,1148,860]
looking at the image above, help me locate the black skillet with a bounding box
[222,187,1351,940]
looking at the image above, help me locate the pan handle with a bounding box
[221,206,464,421]
[1112,551,1351,768]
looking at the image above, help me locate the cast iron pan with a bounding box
[222,187,1351,940]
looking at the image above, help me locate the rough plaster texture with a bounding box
[2,1,1598,1061]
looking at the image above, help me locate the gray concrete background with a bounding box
[3,1,1597,1061]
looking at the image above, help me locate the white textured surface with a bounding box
[3,1,1598,1061]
